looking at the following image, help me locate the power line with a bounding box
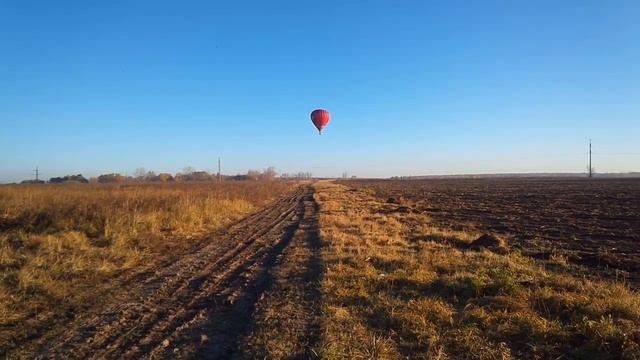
[33,166,41,181]
[588,140,592,178]
[592,152,640,156]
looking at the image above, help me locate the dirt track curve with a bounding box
[11,185,321,359]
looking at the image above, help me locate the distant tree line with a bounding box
[280,172,313,180]
[19,166,300,184]
[49,174,89,184]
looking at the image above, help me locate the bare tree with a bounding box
[144,171,157,181]
[247,169,260,181]
[262,167,277,180]
[134,167,146,179]
[157,173,174,182]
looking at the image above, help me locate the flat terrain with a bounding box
[3,179,640,359]
[0,181,295,357]
[315,181,640,359]
[6,186,321,359]
[345,178,640,285]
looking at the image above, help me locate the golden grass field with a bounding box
[2,180,639,359]
[0,181,294,351]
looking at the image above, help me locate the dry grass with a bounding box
[0,181,294,352]
[4,180,639,358]
[313,182,640,359]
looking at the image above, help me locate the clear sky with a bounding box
[1,1,639,182]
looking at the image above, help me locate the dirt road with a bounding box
[10,185,321,359]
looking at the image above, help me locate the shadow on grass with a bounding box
[176,187,325,360]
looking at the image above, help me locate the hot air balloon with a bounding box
[311,109,330,135]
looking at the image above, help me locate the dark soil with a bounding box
[342,178,640,286]
[469,233,509,254]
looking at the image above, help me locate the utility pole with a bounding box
[217,157,221,181]
[33,166,40,181]
[589,139,593,179]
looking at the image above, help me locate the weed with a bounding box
[486,266,521,296]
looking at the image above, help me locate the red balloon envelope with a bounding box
[310,109,330,134]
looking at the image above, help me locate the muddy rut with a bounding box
[11,186,321,359]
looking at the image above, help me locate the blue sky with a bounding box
[1,1,639,182]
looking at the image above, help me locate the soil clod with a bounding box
[469,233,509,254]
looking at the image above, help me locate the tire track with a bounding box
[11,186,315,359]
[232,189,324,359]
